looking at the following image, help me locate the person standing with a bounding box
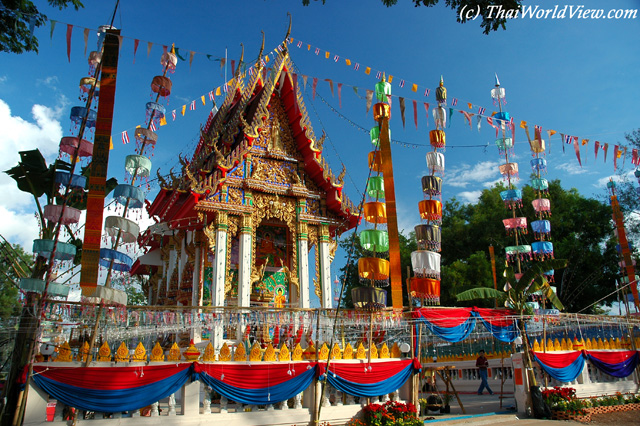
[476,350,494,395]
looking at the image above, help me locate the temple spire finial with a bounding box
[495,73,500,87]
[235,43,244,78]
[256,31,265,67]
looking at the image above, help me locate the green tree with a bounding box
[0,0,84,54]
[441,180,618,313]
[0,241,31,320]
[304,0,523,34]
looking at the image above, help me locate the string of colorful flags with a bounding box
[286,35,639,171]
[48,21,635,171]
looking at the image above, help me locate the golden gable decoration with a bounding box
[219,342,232,361]
[76,341,90,363]
[370,343,378,359]
[132,342,146,362]
[390,342,401,358]
[379,343,390,359]
[331,343,342,360]
[264,343,276,361]
[292,343,303,361]
[167,343,181,362]
[343,343,354,360]
[202,342,216,362]
[234,343,247,361]
[55,341,73,362]
[356,343,367,359]
[115,342,130,363]
[97,341,111,362]
[249,342,262,361]
[150,342,165,362]
[318,343,330,360]
[279,343,290,361]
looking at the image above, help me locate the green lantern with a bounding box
[367,176,385,199]
[359,229,389,253]
[374,78,391,103]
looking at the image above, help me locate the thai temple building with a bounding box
[131,41,359,315]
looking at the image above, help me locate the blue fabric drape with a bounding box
[533,352,585,382]
[587,352,639,378]
[323,362,415,398]
[417,316,476,343]
[195,365,316,405]
[471,312,519,343]
[32,365,192,412]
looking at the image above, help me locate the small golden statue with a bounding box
[219,342,231,361]
[55,341,73,362]
[370,343,378,359]
[390,342,402,358]
[279,343,290,361]
[331,343,342,360]
[356,342,367,359]
[292,343,303,361]
[234,343,247,361]
[249,342,262,362]
[264,343,276,362]
[132,342,146,362]
[167,343,181,362]
[318,343,329,361]
[202,342,216,362]
[76,341,90,363]
[379,343,390,359]
[150,342,165,362]
[115,342,130,363]
[97,341,111,362]
[343,343,354,360]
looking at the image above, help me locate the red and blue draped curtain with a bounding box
[193,362,316,405]
[318,359,421,398]
[32,363,192,412]
[533,350,640,382]
[31,359,419,411]
[412,308,519,343]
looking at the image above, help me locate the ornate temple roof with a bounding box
[144,40,359,244]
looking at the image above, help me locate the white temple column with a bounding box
[319,224,332,309]
[297,222,310,308]
[211,212,228,348]
[238,215,252,307]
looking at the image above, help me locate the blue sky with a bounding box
[1,1,639,305]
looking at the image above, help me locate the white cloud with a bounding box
[593,170,634,190]
[556,161,589,175]
[446,160,500,188]
[457,190,482,204]
[0,98,65,249]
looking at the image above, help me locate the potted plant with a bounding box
[440,393,452,414]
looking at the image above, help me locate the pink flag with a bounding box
[423,102,430,127]
[633,148,639,166]
[613,145,619,170]
[312,78,318,99]
[399,97,406,129]
[594,141,600,161]
[338,83,343,108]
[412,100,418,130]
[573,137,582,167]
[603,143,609,163]
[460,111,474,129]
[66,24,73,62]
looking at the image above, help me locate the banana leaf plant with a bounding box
[456,258,568,387]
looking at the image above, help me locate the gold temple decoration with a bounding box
[318,343,329,360]
[150,342,165,362]
[370,343,378,359]
[115,342,130,363]
[390,342,402,358]
[264,343,276,361]
[219,342,232,361]
[234,343,247,361]
[331,343,342,360]
[202,342,216,362]
[380,343,390,359]
[356,342,367,359]
[183,341,201,361]
[55,341,73,362]
[292,343,303,361]
[249,341,262,361]
[279,343,290,361]
[343,343,354,360]
[97,341,111,362]
[305,342,316,360]
[167,343,181,362]
[76,341,90,363]
[132,342,146,362]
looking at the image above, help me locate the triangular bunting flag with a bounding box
[573,137,582,167]
[366,90,373,114]
[66,24,73,62]
[399,97,406,129]
[412,100,418,130]
[83,28,89,55]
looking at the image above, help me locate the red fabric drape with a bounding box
[33,363,192,390]
[474,308,517,327]
[194,361,315,389]
[412,308,472,327]
[326,359,414,384]
[532,351,583,369]
[586,350,637,364]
